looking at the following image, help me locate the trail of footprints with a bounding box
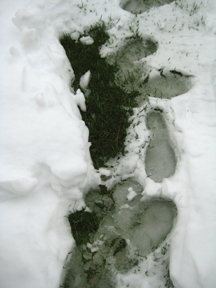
[66,181,177,287]
[65,1,194,287]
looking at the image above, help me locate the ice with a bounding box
[145,111,177,182]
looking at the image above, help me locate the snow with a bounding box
[79,35,94,45]
[74,89,86,112]
[0,0,216,288]
[127,187,137,201]
[79,70,91,91]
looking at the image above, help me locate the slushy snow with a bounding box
[0,0,216,287]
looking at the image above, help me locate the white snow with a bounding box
[74,89,86,112]
[0,1,97,287]
[80,35,94,45]
[0,0,216,288]
[79,70,91,91]
[127,187,137,201]
[70,31,80,41]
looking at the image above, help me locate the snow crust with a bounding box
[0,0,216,287]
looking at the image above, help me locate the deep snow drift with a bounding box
[0,0,216,288]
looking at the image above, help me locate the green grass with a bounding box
[60,22,138,169]
[68,209,100,246]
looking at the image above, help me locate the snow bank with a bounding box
[0,0,97,287]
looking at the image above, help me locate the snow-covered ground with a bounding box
[0,0,216,287]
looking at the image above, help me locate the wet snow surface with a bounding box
[0,0,216,288]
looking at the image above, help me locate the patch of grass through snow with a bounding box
[68,209,100,246]
[60,22,138,169]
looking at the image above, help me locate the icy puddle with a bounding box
[64,180,177,287]
[145,111,176,182]
[120,0,174,14]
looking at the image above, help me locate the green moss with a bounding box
[60,22,138,169]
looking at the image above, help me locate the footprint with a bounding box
[138,69,193,101]
[115,37,158,64]
[129,199,177,255]
[65,246,116,288]
[145,111,177,182]
[63,244,117,288]
[112,180,177,256]
[110,37,158,92]
[120,0,174,14]
[64,180,177,287]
